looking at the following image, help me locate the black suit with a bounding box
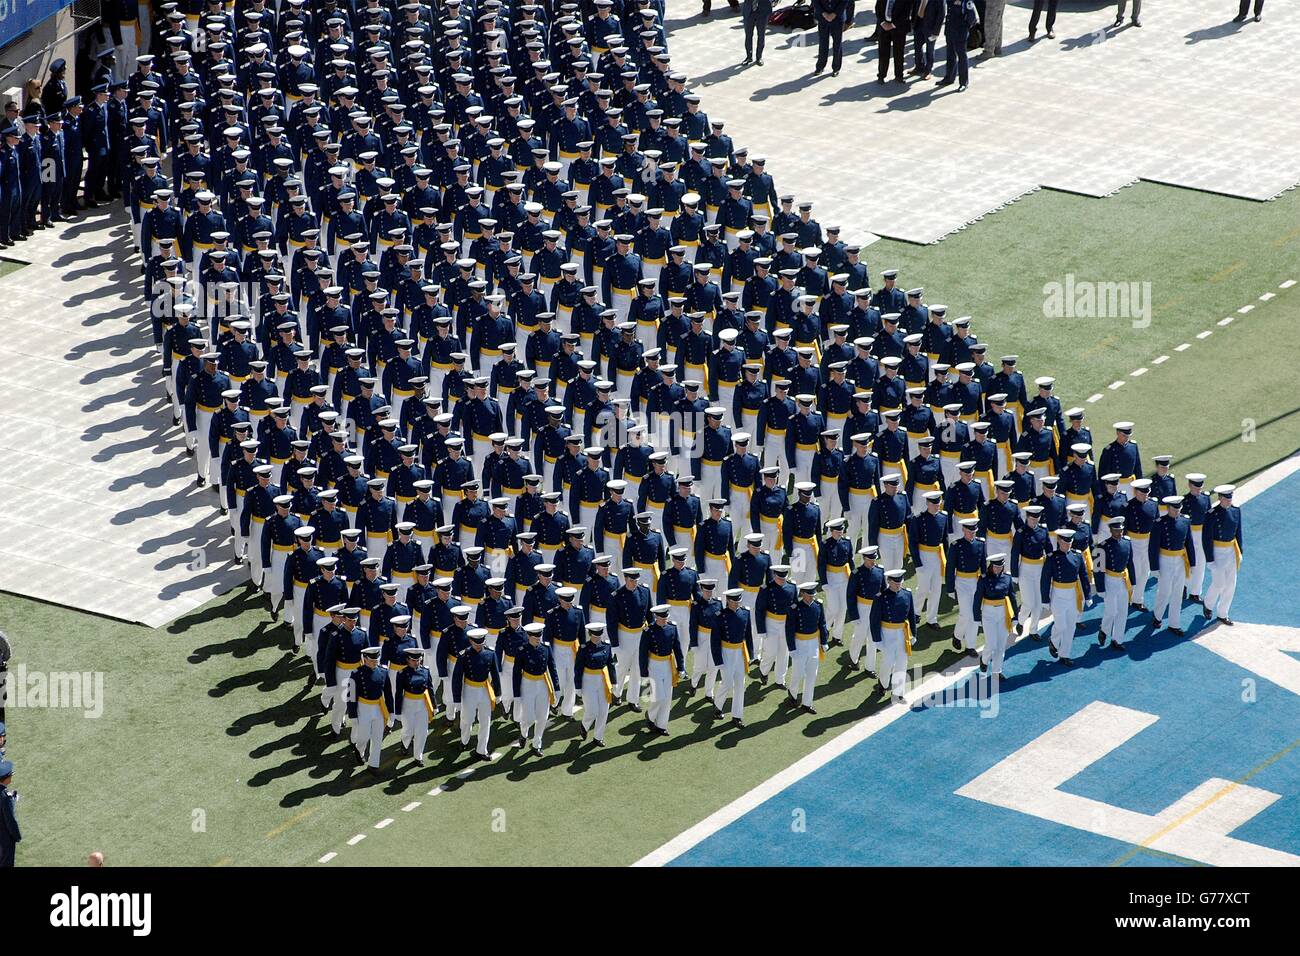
[1030,0,1058,35]
[813,0,849,73]
[876,0,915,81]
[743,0,775,60]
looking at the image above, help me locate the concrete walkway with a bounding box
[668,0,1300,244]
[0,206,246,628]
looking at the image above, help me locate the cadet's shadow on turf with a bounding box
[193,616,279,664]
[174,585,264,636]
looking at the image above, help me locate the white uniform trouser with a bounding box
[1101,578,1130,644]
[1203,548,1239,620]
[702,555,730,590]
[308,611,329,676]
[248,519,266,586]
[616,625,643,702]
[1017,561,1044,635]
[1153,553,1188,630]
[789,541,816,584]
[823,569,849,643]
[518,675,551,747]
[291,582,308,645]
[1130,539,1151,601]
[787,637,821,707]
[764,433,789,481]
[717,383,738,429]
[441,667,459,721]
[794,447,815,485]
[1049,586,1081,660]
[1187,528,1207,597]
[728,492,751,540]
[691,629,720,693]
[980,605,1012,675]
[758,515,780,555]
[580,671,612,742]
[915,550,943,624]
[850,599,875,670]
[401,695,433,761]
[878,623,909,697]
[646,656,675,730]
[195,408,214,480]
[667,605,692,669]
[759,614,788,684]
[553,643,577,717]
[877,529,906,573]
[713,644,748,718]
[939,455,960,488]
[499,660,516,715]
[846,494,872,548]
[953,575,979,650]
[366,533,390,571]
[329,665,355,734]
[355,700,385,768]
[699,462,722,505]
[459,684,493,756]
[267,550,289,601]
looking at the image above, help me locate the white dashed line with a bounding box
[1197,330,1213,340]
[1259,292,1275,302]
[346,834,366,846]
[1130,367,1147,377]
[1108,381,1125,390]
[1152,355,1169,365]
[374,818,394,829]
[318,852,337,864]
[1217,316,1235,327]
[427,786,444,796]
[402,802,421,812]
[1087,393,1104,404]
[1237,304,1254,314]
[1281,280,1296,289]
[1175,343,1191,352]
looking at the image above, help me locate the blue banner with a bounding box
[0,0,77,52]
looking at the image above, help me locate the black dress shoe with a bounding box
[1233,14,1247,21]
[742,57,752,66]
[1170,627,1184,636]
[802,705,817,715]
[951,637,962,651]
[1046,30,1056,38]
[1049,643,1059,658]
[936,78,953,87]
[1098,632,1107,646]
[755,58,764,65]
[979,661,988,673]
[1061,657,1074,667]
[1220,617,1234,626]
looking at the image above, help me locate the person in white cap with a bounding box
[976,555,1019,679]
[871,474,910,572]
[453,627,503,761]
[1099,422,1142,499]
[819,518,854,647]
[348,647,392,770]
[641,605,686,735]
[1096,516,1136,649]
[1012,505,1051,638]
[909,491,950,627]
[786,582,829,714]
[1201,485,1243,625]
[1151,496,1196,636]
[712,588,755,723]
[395,647,437,764]
[785,481,822,583]
[1124,478,1158,607]
[1182,473,1211,603]
[945,517,985,654]
[513,622,560,754]
[575,623,617,745]
[846,545,884,673]
[545,585,586,718]
[1040,527,1091,666]
[870,569,917,703]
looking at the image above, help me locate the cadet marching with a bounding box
[38,0,1248,770]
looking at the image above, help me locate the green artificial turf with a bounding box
[4,180,1298,867]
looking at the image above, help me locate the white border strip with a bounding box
[634,453,1300,867]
